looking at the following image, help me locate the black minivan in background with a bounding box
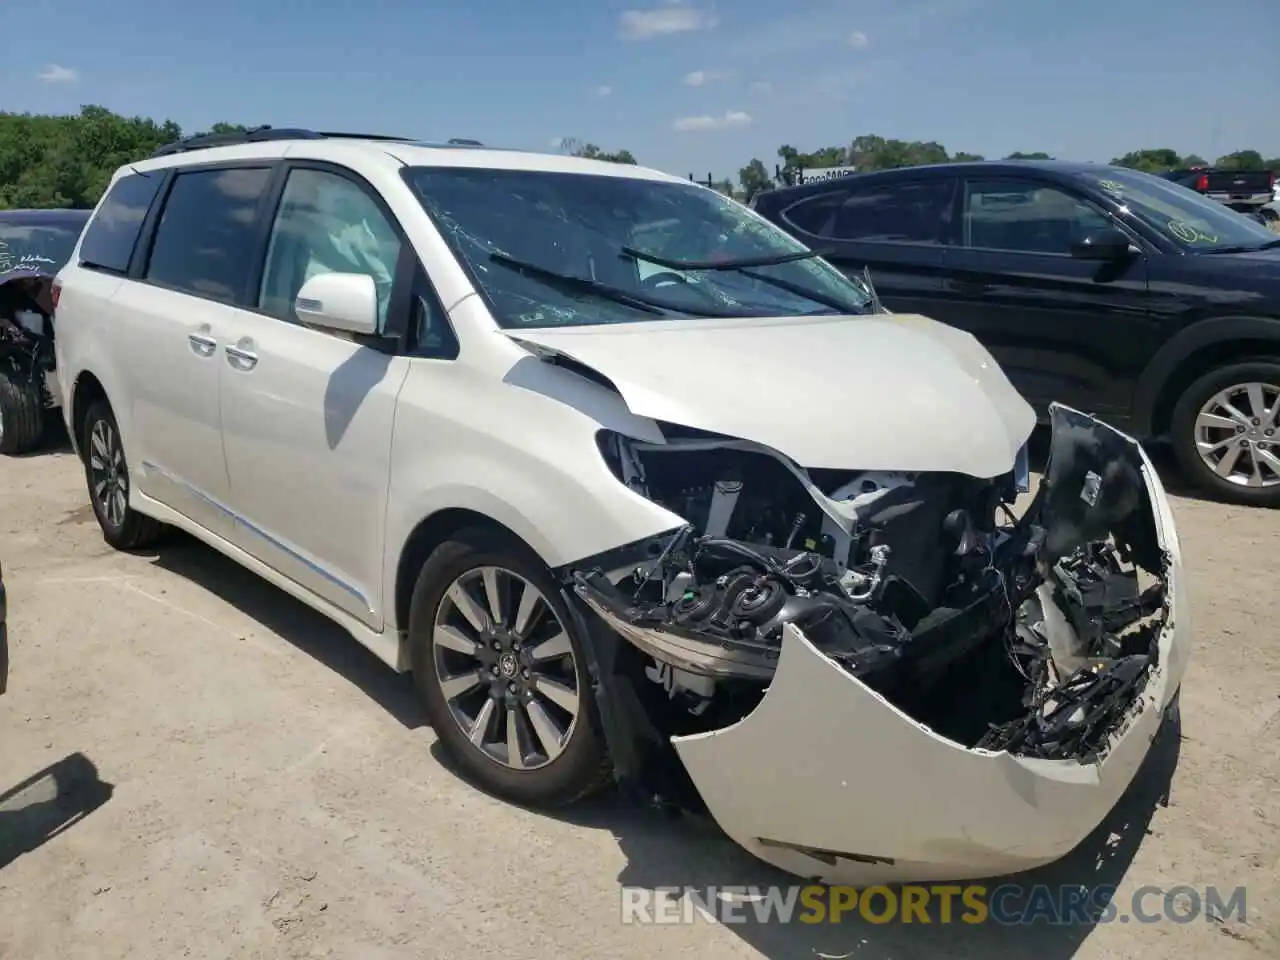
[752,161,1280,507]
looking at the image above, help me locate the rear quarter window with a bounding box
[78,172,165,274]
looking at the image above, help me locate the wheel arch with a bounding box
[1131,316,1280,438]
[69,369,111,458]
[392,508,546,643]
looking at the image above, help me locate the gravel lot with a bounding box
[0,439,1276,959]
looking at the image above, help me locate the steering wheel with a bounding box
[639,271,690,290]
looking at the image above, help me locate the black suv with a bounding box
[752,160,1280,506]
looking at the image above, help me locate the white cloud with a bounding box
[37,64,79,83]
[596,84,614,97]
[847,30,869,48]
[749,80,773,93]
[683,69,729,87]
[621,4,718,40]
[672,110,752,132]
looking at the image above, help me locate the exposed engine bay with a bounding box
[0,271,58,407]
[566,406,1170,806]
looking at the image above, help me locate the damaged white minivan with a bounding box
[54,132,1189,885]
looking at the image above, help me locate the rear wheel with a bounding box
[1170,359,1280,507]
[0,367,45,455]
[408,527,610,807]
[81,401,165,549]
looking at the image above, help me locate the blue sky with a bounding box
[13,0,1280,180]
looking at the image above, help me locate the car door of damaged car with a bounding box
[934,176,1150,420]
[217,163,413,631]
[777,175,954,317]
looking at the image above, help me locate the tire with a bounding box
[81,400,166,549]
[408,526,610,807]
[1169,359,1280,507]
[0,367,45,455]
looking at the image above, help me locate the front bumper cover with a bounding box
[661,407,1190,884]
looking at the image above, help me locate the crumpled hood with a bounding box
[507,313,1036,478]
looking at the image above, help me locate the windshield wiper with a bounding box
[620,246,829,271]
[489,253,664,315]
[489,253,746,318]
[621,246,866,314]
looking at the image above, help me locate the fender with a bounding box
[1130,315,1280,436]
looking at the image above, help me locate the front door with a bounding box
[216,164,412,629]
[932,176,1151,419]
[770,176,956,316]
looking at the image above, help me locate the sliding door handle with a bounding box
[225,344,259,370]
[188,332,217,356]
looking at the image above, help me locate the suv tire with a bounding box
[82,400,166,549]
[1170,358,1280,507]
[0,367,45,455]
[408,526,610,807]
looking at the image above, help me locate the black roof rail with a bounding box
[150,125,322,157]
[149,126,447,158]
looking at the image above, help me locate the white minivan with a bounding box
[53,128,1189,885]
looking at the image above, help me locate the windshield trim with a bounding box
[400,164,875,330]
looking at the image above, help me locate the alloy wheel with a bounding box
[1194,381,1280,488]
[88,418,129,527]
[432,566,581,771]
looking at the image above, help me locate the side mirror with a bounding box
[1070,228,1138,260]
[294,272,379,336]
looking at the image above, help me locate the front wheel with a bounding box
[408,527,610,807]
[81,401,166,549]
[1170,359,1280,507]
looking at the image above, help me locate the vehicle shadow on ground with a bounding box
[149,536,426,730]
[537,708,1182,960]
[0,752,114,870]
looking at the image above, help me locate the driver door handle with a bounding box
[225,341,258,371]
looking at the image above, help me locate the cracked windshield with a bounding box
[405,167,873,327]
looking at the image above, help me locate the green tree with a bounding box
[1109,148,1183,172]
[1215,150,1265,170]
[1005,151,1052,160]
[0,106,186,209]
[738,158,772,200]
[559,138,637,164]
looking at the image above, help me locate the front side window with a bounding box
[145,167,273,303]
[258,168,402,327]
[78,173,164,274]
[963,179,1112,255]
[789,179,954,245]
[0,218,86,274]
[1072,167,1278,253]
[403,167,874,329]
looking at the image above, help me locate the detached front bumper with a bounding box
[667,410,1190,884]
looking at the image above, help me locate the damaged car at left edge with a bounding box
[53,141,1190,888]
[0,208,91,455]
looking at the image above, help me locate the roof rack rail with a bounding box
[149,126,438,158]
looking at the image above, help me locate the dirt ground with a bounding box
[0,439,1276,960]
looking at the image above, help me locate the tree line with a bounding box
[1,106,1276,209]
